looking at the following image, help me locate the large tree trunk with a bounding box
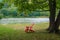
[54,10,60,33]
[48,0,60,33]
[47,0,56,31]
[46,0,60,33]
[49,10,60,33]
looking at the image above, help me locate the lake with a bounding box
[0,18,49,24]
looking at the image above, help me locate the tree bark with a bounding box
[47,0,56,31]
[54,10,60,33]
[49,10,60,33]
[48,0,60,33]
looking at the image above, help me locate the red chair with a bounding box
[29,26,35,32]
[29,23,35,32]
[25,23,35,32]
[25,26,29,32]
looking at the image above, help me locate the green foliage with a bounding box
[14,0,48,12]
[1,0,60,18]
[0,3,4,9]
[0,14,3,19]
[31,0,49,9]
[14,0,49,17]
[3,0,14,5]
[56,0,60,9]
[0,9,49,18]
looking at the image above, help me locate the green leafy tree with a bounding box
[0,3,4,9]
[14,0,49,17]
[0,3,4,19]
[47,0,60,33]
[3,0,49,17]
[56,0,60,9]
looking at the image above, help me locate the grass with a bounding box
[0,23,60,40]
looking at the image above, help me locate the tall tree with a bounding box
[48,0,60,33]
[54,10,60,33]
[0,2,4,19]
[14,0,48,16]
[0,2,4,9]
[47,0,56,31]
[3,0,49,17]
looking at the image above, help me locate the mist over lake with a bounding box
[0,18,49,24]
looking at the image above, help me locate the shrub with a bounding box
[0,14,3,19]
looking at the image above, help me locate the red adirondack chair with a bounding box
[25,26,29,32]
[25,23,35,32]
[29,23,35,32]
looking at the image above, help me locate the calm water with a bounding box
[0,18,49,24]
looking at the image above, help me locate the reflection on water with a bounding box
[0,18,49,24]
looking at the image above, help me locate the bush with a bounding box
[0,14,3,19]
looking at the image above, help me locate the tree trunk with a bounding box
[48,0,60,33]
[54,10,60,33]
[47,0,56,31]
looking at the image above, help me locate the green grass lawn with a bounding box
[0,23,60,40]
